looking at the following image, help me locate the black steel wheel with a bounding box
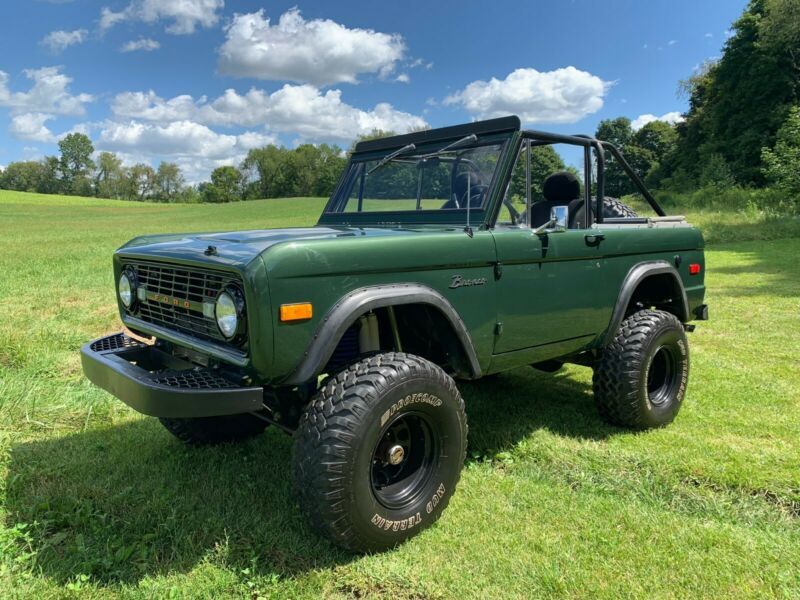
[292,353,467,552]
[371,412,439,510]
[593,309,689,429]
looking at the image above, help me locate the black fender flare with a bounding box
[601,261,689,347]
[284,283,482,385]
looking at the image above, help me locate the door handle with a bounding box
[584,233,605,246]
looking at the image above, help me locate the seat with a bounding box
[529,171,586,228]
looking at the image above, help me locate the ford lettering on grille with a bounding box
[123,260,242,344]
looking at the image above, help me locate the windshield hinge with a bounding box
[493,261,503,280]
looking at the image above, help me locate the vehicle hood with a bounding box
[116,226,426,269]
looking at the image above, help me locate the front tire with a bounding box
[593,309,689,429]
[292,353,467,552]
[159,414,268,445]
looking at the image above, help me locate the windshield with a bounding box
[325,137,509,216]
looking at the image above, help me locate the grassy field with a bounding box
[1,190,799,599]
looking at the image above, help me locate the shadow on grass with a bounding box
[460,367,617,458]
[5,366,610,585]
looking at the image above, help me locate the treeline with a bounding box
[204,144,346,203]
[0,133,192,202]
[0,132,349,203]
[598,0,799,213]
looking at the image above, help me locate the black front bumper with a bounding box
[81,333,264,418]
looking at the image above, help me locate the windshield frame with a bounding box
[319,124,518,228]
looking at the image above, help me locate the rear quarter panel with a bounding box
[598,223,706,331]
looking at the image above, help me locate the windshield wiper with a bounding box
[418,134,478,160]
[366,143,417,175]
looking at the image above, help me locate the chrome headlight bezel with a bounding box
[118,268,137,310]
[215,285,246,341]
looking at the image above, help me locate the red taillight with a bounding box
[689,263,701,275]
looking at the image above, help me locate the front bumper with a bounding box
[81,333,264,418]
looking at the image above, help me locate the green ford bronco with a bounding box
[82,116,708,552]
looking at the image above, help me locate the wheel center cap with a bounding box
[387,444,405,465]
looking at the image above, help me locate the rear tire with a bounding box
[292,353,467,552]
[593,309,689,429]
[159,414,268,445]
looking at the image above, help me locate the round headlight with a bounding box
[215,289,241,339]
[119,271,134,308]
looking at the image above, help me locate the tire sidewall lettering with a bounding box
[642,325,688,413]
[351,375,464,543]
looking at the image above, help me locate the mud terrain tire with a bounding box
[292,353,467,552]
[593,309,689,429]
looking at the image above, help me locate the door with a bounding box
[491,227,605,355]
[489,136,607,357]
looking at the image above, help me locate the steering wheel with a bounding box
[460,184,488,209]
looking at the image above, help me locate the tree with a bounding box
[632,121,678,157]
[242,145,289,199]
[505,144,568,203]
[203,166,243,203]
[241,143,346,200]
[94,152,124,198]
[0,161,45,192]
[126,163,157,201]
[155,162,184,201]
[671,0,800,185]
[37,156,61,194]
[596,117,636,196]
[762,105,800,198]
[58,133,95,193]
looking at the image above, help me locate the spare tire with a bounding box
[601,197,638,219]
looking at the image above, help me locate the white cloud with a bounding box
[218,8,405,85]
[41,29,88,53]
[9,113,56,142]
[444,67,610,124]
[120,38,161,52]
[110,84,427,142]
[395,73,410,83]
[631,111,685,131]
[94,119,277,183]
[409,58,433,70]
[99,7,127,31]
[100,0,223,35]
[97,119,274,159]
[0,67,93,116]
[704,32,713,38]
[668,39,678,46]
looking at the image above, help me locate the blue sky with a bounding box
[0,0,745,182]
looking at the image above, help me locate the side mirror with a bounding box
[551,205,568,232]
[533,205,569,235]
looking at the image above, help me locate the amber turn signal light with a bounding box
[280,302,313,322]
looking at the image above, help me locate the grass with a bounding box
[1,189,799,599]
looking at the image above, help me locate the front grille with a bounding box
[124,259,242,344]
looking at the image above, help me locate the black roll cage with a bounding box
[518,129,666,225]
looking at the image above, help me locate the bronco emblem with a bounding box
[449,275,487,289]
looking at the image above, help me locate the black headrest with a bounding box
[543,171,580,202]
